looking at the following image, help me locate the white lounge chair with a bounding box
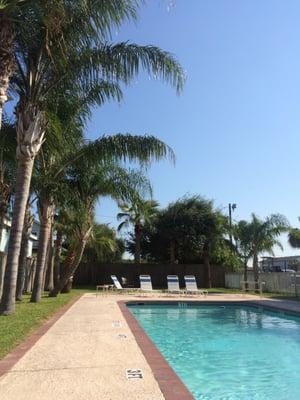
[111,275,124,290]
[184,275,208,296]
[167,275,182,294]
[139,275,153,291]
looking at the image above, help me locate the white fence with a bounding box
[225,272,299,295]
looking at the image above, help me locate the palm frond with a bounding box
[65,43,185,94]
[81,134,175,167]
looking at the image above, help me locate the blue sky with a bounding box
[86,0,300,255]
[5,0,298,255]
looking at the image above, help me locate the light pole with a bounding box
[228,203,237,246]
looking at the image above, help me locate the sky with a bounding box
[85,0,300,256]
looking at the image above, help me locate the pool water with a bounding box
[129,303,300,400]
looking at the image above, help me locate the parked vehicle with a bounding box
[264,265,296,273]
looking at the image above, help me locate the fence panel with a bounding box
[225,272,297,294]
[74,263,225,289]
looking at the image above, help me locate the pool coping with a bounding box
[118,298,300,400]
[0,294,83,378]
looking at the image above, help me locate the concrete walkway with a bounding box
[1,293,300,400]
[0,294,164,400]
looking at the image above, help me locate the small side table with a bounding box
[96,284,114,296]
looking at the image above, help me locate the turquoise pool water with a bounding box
[129,303,300,400]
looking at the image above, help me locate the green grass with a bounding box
[0,290,86,359]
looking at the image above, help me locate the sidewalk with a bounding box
[0,294,164,400]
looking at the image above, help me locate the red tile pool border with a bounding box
[118,300,194,400]
[0,294,83,378]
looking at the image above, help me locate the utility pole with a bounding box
[228,203,237,246]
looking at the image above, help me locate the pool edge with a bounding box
[119,297,300,400]
[118,300,194,400]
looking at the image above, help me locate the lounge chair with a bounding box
[184,275,208,296]
[167,275,182,294]
[111,275,124,290]
[139,275,153,291]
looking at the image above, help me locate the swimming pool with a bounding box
[128,303,300,400]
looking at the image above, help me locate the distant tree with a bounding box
[83,224,125,264]
[117,199,159,263]
[244,214,289,288]
[288,220,300,249]
[127,195,228,287]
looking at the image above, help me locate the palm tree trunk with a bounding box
[0,14,15,131]
[16,205,33,301]
[53,229,62,288]
[49,229,91,297]
[0,181,10,247]
[0,157,34,314]
[134,224,142,263]
[0,104,44,314]
[0,252,7,299]
[25,258,36,293]
[31,200,54,302]
[44,234,54,291]
[0,182,10,297]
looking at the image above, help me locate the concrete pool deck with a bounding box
[1,292,300,400]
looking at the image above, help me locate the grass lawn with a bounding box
[0,289,87,359]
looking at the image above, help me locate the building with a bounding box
[260,256,300,272]
[0,217,38,257]
[0,218,39,297]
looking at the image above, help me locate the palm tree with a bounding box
[34,136,172,302]
[0,0,21,129]
[29,129,172,302]
[0,0,141,129]
[117,199,159,263]
[49,163,151,297]
[1,14,184,314]
[83,224,123,264]
[247,213,289,287]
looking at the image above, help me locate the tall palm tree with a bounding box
[30,130,173,302]
[0,0,141,129]
[1,17,184,314]
[117,199,159,263]
[49,164,151,297]
[0,0,23,129]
